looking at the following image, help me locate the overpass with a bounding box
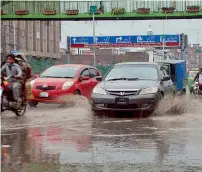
[1,0,202,20]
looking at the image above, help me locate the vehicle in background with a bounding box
[187,69,199,93]
[91,62,174,116]
[28,64,101,106]
[157,60,187,95]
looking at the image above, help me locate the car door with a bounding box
[78,68,91,98]
[162,68,174,95]
[89,68,100,94]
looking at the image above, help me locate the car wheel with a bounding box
[181,89,186,95]
[28,101,38,107]
[74,90,81,95]
[93,110,105,116]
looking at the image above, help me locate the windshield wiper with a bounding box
[39,76,73,78]
[106,77,139,81]
[39,76,54,78]
[56,76,73,78]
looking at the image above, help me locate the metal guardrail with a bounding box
[1,0,202,14]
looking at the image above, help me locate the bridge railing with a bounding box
[1,0,202,14]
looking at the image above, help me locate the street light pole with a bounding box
[187,28,202,68]
[93,11,96,67]
[163,20,165,60]
[196,30,199,67]
[13,21,16,50]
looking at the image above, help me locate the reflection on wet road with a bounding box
[1,96,202,172]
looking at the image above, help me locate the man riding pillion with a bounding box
[14,53,32,83]
[1,54,23,108]
[14,53,33,100]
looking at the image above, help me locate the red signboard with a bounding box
[71,42,180,48]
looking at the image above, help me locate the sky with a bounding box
[60,19,202,49]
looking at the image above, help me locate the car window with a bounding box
[162,65,170,75]
[89,68,99,78]
[39,66,79,78]
[160,70,165,78]
[80,68,89,77]
[105,64,159,81]
[163,69,169,77]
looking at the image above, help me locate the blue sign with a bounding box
[11,50,19,54]
[70,34,180,48]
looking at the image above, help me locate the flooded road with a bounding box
[1,95,202,172]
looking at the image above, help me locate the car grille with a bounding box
[36,86,56,91]
[107,104,139,109]
[107,90,139,96]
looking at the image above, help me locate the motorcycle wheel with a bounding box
[14,103,27,116]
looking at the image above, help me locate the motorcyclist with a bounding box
[193,68,202,90]
[194,68,202,81]
[1,54,23,108]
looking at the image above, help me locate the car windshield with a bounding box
[189,71,198,77]
[39,66,79,78]
[105,64,159,81]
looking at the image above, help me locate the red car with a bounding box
[28,64,101,106]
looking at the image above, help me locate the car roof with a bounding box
[157,60,185,64]
[55,64,92,68]
[115,62,159,66]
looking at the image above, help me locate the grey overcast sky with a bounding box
[60,19,202,48]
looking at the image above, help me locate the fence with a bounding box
[27,57,56,74]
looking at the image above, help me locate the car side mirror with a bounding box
[96,76,103,81]
[162,76,170,81]
[81,76,89,81]
[34,74,39,78]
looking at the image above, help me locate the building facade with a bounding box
[187,44,202,70]
[1,20,61,61]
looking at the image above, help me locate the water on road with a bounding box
[1,95,202,172]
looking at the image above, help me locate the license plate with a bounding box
[40,92,49,98]
[115,97,129,105]
[0,88,3,97]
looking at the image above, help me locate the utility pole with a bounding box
[187,28,202,67]
[196,30,199,67]
[90,3,97,67]
[93,10,96,67]
[162,20,165,60]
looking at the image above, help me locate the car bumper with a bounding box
[29,89,75,103]
[91,93,161,111]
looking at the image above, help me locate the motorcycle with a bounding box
[1,76,27,116]
[193,81,202,95]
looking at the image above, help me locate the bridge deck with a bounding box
[1,0,202,20]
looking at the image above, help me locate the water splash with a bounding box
[58,95,91,109]
[154,95,200,116]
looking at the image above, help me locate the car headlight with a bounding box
[139,87,158,95]
[30,80,35,88]
[62,81,74,90]
[93,87,107,95]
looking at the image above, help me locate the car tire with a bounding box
[93,110,105,116]
[28,101,38,107]
[74,90,81,95]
